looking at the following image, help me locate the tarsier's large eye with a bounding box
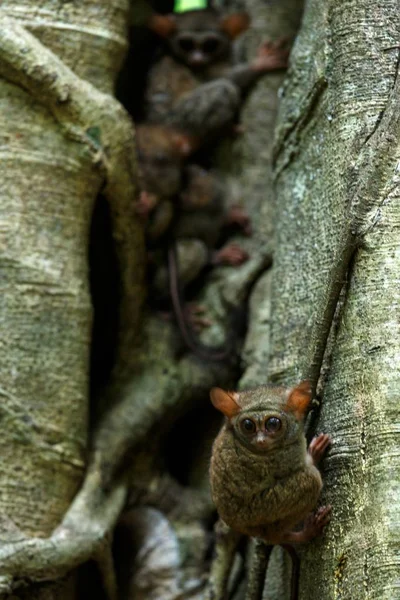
[202,37,220,54]
[240,418,256,434]
[265,417,282,433]
[178,36,195,52]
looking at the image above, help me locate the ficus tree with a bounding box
[0,0,398,599]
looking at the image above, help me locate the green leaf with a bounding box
[174,0,208,13]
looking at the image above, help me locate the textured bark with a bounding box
[260,0,400,598]
[0,1,143,597]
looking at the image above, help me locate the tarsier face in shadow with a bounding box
[149,9,250,70]
[135,125,193,197]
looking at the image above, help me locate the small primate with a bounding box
[163,164,251,284]
[210,381,331,596]
[145,8,288,143]
[151,165,251,359]
[135,123,194,241]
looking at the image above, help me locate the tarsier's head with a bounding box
[210,382,312,454]
[180,165,218,209]
[148,9,250,70]
[135,124,194,197]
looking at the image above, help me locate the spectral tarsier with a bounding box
[135,128,249,271]
[145,7,288,143]
[210,382,331,595]
[152,164,251,288]
[135,125,250,346]
[151,165,251,357]
[135,123,194,242]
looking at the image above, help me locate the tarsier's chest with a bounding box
[210,434,310,529]
[145,57,200,116]
[211,440,275,506]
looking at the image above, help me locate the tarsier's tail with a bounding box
[167,243,233,361]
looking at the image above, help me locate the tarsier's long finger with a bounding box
[271,36,291,50]
[311,433,331,451]
[191,317,212,332]
[309,433,331,464]
[214,243,249,266]
[315,505,332,526]
[258,39,289,55]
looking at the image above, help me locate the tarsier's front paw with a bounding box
[184,303,212,332]
[308,433,331,465]
[252,39,289,73]
[212,242,249,266]
[302,506,332,542]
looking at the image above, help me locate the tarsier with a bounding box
[151,164,251,359]
[145,8,288,143]
[135,127,249,277]
[135,123,194,242]
[153,164,251,289]
[210,381,331,595]
[137,7,287,358]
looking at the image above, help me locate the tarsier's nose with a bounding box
[256,432,269,447]
[190,51,205,64]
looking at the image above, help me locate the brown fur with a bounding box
[210,383,324,543]
[145,9,287,143]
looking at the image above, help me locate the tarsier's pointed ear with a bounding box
[285,381,312,419]
[220,13,250,39]
[210,388,241,418]
[147,14,176,38]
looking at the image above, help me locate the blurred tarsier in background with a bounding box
[135,5,288,355]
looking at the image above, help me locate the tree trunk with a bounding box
[0,1,143,597]
[263,0,400,598]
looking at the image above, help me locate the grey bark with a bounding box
[0,1,143,597]
[246,0,400,598]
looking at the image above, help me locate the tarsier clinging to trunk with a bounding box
[135,123,194,242]
[145,7,288,143]
[210,381,331,595]
[149,164,251,360]
[152,164,251,289]
[210,381,331,541]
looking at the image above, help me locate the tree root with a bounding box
[245,541,272,600]
[0,315,230,592]
[115,507,182,600]
[204,520,242,600]
[0,472,127,595]
[305,60,400,388]
[0,11,146,367]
